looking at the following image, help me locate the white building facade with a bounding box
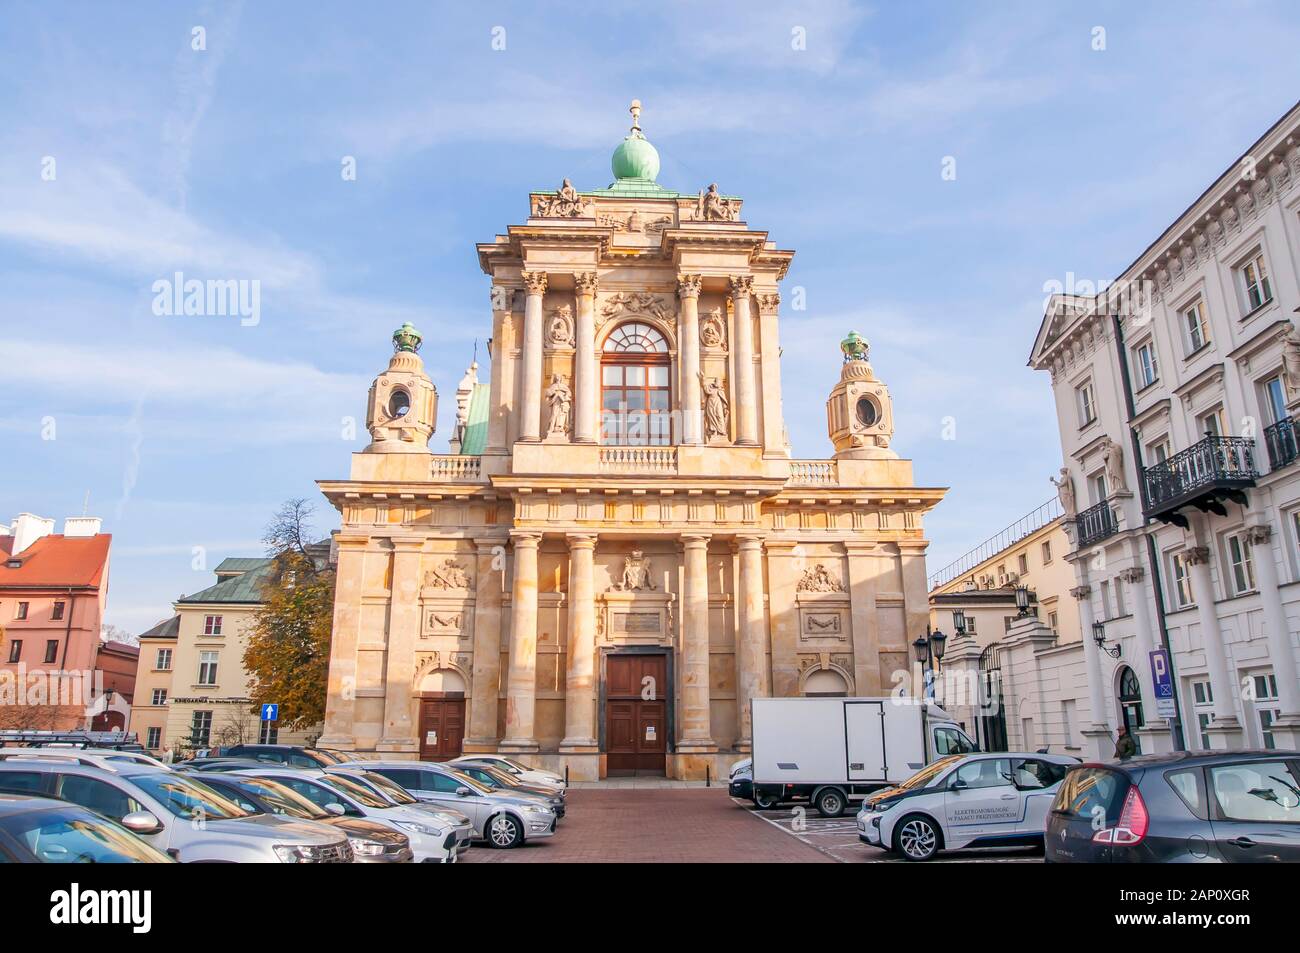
[1025,102,1300,758]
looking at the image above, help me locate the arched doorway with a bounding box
[1117,665,1144,754]
[802,668,849,697]
[601,321,672,445]
[417,668,466,761]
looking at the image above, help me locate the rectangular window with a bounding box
[965,615,977,634]
[146,727,162,750]
[1238,251,1273,313]
[7,640,21,663]
[203,614,223,636]
[1133,340,1158,388]
[1191,679,1215,750]
[51,601,65,621]
[1048,610,1059,634]
[1169,551,1193,609]
[1263,375,1288,426]
[198,651,219,686]
[1041,540,1052,563]
[151,688,167,706]
[156,648,172,671]
[1076,381,1096,426]
[1090,472,1108,504]
[1198,408,1224,437]
[1147,437,1171,464]
[190,711,212,747]
[1251,674,1280,749]
[1183,300,1210,352]
[1018,553,1029,575]
[1226,532,1256,595]
[15,602,28,620]
[44,640,58,664]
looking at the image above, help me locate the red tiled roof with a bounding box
[0,533,111,589]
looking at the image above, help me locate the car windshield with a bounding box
[316,748,356,763]
[479,766,523,787]
[232,778,331,820]
[351,771,418,804]
[319,774,390,809]
[497,757,532,774]
[443,767,493,795]
[896,756,964,792]
[125,772,251,821]
[0,808,173,864]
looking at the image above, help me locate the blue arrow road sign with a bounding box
[260,703,279,722]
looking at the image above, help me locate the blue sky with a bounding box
[3,1,1299,634]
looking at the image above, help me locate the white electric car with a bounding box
[856,752,1079,861]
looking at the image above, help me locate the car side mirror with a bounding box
[456,786,472,797]
[325,803,346,816]
[121,810,164,835]
[949,778,968,791]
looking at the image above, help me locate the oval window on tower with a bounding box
[855,396,878,428]
[388,388,412,418]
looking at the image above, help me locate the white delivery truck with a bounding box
[749,697,976,817]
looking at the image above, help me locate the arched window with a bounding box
[601,322,671,445]
[1118,665,1144,752]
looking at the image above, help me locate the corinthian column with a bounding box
[677,274,703,445]
[735,535,769,750]
[678,534,716,749]
[1185,545,1242,747]
[573,273,598,444]
[729,275,758,446]
[518,271,547,443]
[561,534,598,749]
[501,531,541,752]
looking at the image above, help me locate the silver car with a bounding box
[323,766,474,853]
[0,752,352,863]
[230,767,464,862]
[363,761,557,848]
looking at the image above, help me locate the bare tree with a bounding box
[100,624,139,647]
[263,498,317,562]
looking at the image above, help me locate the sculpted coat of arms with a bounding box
[612,551,655,591]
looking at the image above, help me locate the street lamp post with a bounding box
[912,626,948,701]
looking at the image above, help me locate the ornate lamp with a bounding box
[952,608,966,635]
[1093,620,1122,658]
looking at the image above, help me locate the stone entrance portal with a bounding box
[602,650,670,776]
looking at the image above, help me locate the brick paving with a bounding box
[460,787,835,863]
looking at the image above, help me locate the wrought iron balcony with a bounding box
[1264,417,1299,471]
[1075,498,1118,548]
[1141,435,1257,528]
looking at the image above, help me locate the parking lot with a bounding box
[460,785,1041,863]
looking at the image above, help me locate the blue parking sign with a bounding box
[1148,650,1176,719]
[261,703,279,722]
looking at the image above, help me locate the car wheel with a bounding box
[487,813,523,849]
[814,788,846,818]
[894,814,940,862]
[752,790,781,810]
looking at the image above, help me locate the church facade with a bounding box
[318,103,945,779]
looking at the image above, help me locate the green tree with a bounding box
[243,500,334,730]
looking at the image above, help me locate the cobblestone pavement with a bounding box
[460,787,833,863]
[459,787,1041,863]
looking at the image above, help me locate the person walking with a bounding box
[1113,726,1137,760]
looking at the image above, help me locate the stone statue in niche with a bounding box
[1100,436,1127,494]
[700,308,727,349]
[700,373,730,441]
[546,306,575,348]
[1049,468,1077,518]
[797,563,845,593]
[424,559,470,590]
[612,551,655,591]
[1283,326,1300,399]
[545,373,573,437]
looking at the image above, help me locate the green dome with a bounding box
[612,131,660,182]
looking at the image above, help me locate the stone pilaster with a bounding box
[377,537,424,752]
[734,534,768,750]
[561,534,598,750]
[678,534,716,750]
[764,540,802,697]
[1184,544,1242,747]
[1246,524,1300,722]
[485,290,513,454]
[518,271,547,443]
[1071,580,1110,742]
[501,531,541,752]
[464,538,506,751]
[573,273,598,444]
[318,536,368,749]
[677,274,703,445]
[844,539,881,695]
[756,292,785,454]
[729,275,758,446]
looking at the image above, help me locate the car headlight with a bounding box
[347,838,387,856]
[522,803,551,814]
[273,844,324,863]
[397,821,446,837]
